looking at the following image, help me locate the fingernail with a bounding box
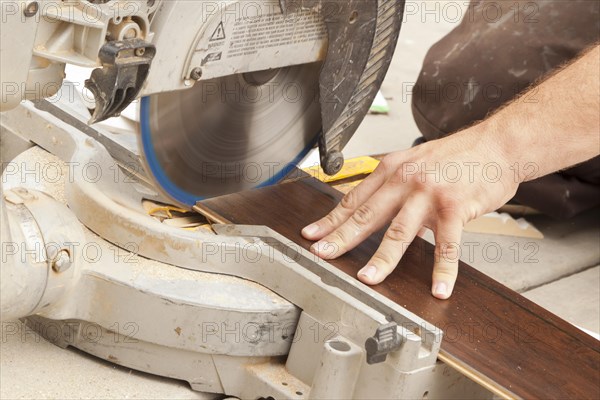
[433,282,448,297]
[302,224,319,237]
[311,241,329,255]
[359,265,377,281]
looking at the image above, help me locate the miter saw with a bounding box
[1,1,493,398]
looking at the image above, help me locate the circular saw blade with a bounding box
[139,63,322,206]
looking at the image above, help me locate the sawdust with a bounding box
[3,147,68,204]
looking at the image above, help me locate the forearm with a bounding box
[482,44,600,183]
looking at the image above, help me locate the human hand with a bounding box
[302,124,519,299]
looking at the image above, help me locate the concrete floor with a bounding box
[2,3,599,399]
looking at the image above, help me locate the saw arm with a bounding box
[0,0,405,202]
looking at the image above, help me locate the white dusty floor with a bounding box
[2,3,599,399]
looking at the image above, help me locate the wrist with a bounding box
[477,116,530,185]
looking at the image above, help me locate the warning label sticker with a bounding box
[210,21,226,42]
[226,12,325,59]
[191,6,327,80]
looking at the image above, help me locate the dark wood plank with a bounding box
[202,177,600,400]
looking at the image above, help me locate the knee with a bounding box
[411,70,464,141]
[411,72,446,141]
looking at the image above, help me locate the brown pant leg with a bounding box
[411,0,600,219]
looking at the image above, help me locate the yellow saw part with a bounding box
[303,156,380,183]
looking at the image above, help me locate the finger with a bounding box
[310,182,406,259]
[431,219,463,300]
[302,165,388,240]
[357,196,428,285]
